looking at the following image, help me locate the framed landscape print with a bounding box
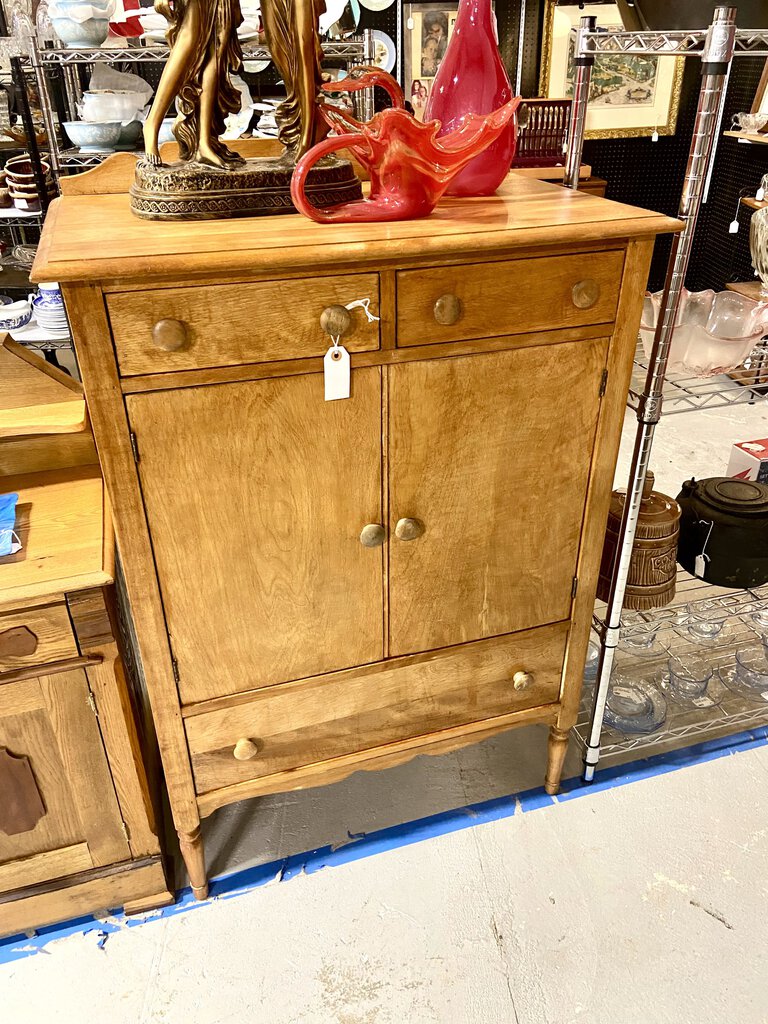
[403,3,459,120]
[539,1,684,139]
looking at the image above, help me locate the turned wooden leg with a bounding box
[545,726,571,796]
[178,826,208,900]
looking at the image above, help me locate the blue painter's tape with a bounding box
[2,719,767,964]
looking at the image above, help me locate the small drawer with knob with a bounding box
[183,620,568,796]
[395,250,623,347]
[105,273,381,377]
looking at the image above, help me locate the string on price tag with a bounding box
[322,296,379,402]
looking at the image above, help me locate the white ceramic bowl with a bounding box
[51,16,110,46]
[79,90,146,124]
[63,120,122,152]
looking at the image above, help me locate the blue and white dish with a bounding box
[0,304,32,330]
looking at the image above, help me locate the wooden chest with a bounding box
[33,173,680,897]
[0,341,171,937]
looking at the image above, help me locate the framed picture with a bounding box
[539,1,684,139]
[403,3,459,121]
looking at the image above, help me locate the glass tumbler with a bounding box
[667,655,713,700]
[685,601,730,642]
[735,647,768,690]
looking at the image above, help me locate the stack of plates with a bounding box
[32,290,69,333]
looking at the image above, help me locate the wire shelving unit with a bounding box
[563,6,768,779]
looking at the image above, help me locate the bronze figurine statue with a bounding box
[262,0,328,159]
[142,0,246,168]
[131,0,358,219]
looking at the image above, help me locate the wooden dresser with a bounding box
[0,340,171,937]
[33,173,679,898]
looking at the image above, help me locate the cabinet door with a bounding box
[0,669,130,895]
[127,369,384,704]
[388,338,608,657]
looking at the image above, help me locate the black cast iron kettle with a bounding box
[677,477,768,588]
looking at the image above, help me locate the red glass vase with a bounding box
[424,0,517,196]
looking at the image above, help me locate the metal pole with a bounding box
[362,28,375,122]
[583,6,738,782]
[28,38,60,178]
[10,55,52,213]
[563,15,595,189]
[515,0,526,96]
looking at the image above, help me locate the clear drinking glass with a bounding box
[735,647,768,690]
[685,601,730,642]
[619,618,662,655]
[667,655,713,700]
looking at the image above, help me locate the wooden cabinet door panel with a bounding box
[127,369,384,704]
[0,669,129,886]
[388,338,608,656]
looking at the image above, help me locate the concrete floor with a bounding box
[3,385,768,1021]
[4,742,768,1023]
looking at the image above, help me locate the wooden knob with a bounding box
[434,294,462,326]
[233,738,259,760]
[395,517,425,542]
[320,304,352,338]
[571,279,601,310]
[360,523,386,548]
[512,670,534,691]
[152,318,188,351]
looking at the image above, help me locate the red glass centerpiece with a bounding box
[290,67,520,223]
[424,0,516,196]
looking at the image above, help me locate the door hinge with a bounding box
[86,689,98,716]
[571,576,579,599]
[171,656,180,685]
[599,369,609,397]
[129,431,140,464]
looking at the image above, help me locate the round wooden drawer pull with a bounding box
[571,279,601,310]
[152,318,188,351]
[360,523,386,548]
[233,738,260,761]
[434,293,462,326]
[395,517,425,541]
[320,304,352,338]
[512,670,534,691]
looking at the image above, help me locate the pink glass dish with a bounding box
[423,0,516,197]
[290,67,521,224]
[640,287,768,377]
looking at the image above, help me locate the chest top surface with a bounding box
[33,175,681,286]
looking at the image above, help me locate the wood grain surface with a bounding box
[396,250,623,346]
[32,176,682,285]
[107,272,381,376]
[0,467,111,607]
[387,339,607,656]
[0,604,77,672]
[186,621,568,793]
[126,367,384,704]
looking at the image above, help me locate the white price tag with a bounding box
[694,554,707,578]
[693,696,714,708]
[757,186,765,201]
[324,343,350,401]
[729,219,740,234]
[651,129,659,142]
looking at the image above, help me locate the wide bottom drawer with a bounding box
[185,621,568,795]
